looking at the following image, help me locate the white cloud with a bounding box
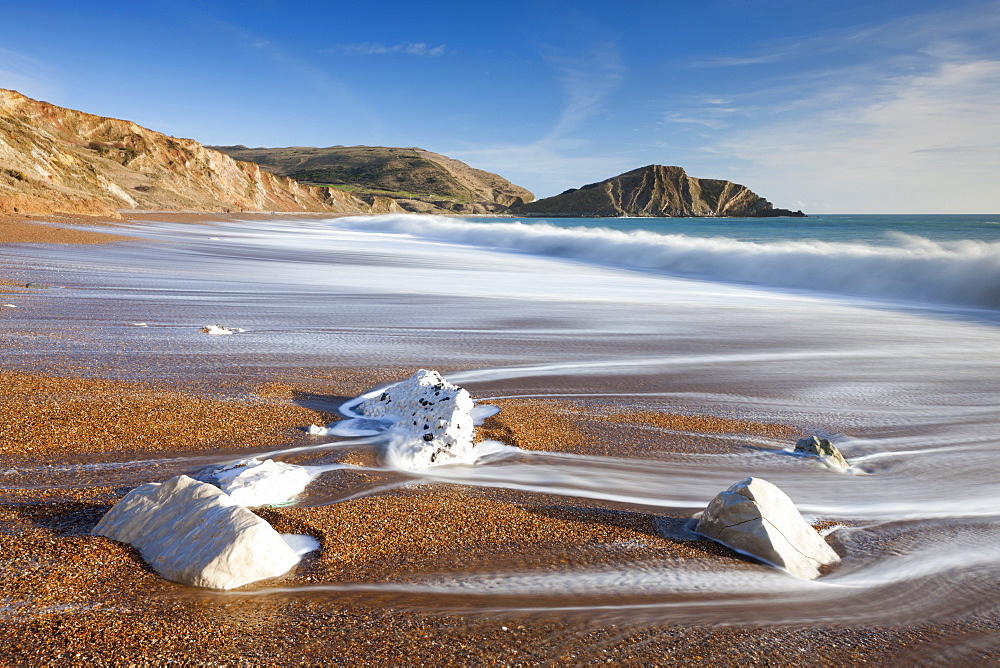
[656,3,1000,212]
[688,1,1000,71]
[713,59,1000,213]
[333,42,446,57]
[666,114,727,130]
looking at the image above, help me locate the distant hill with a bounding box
[0,89,377,217]
[210,145,534,214]
[513,165,805,218]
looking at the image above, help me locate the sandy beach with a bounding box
[2,212,999,665]
[1,368,961,665]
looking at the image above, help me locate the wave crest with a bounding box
[328,215,1000,310]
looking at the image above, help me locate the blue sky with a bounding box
[2,0,999,212]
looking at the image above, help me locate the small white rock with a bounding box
[794,436,850,470]
[200,324,245,335]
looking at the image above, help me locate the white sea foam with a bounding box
[203,458,313,507]
[280,533,321,556]
[325,215,1000,310]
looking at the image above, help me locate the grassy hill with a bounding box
[210,145,533,213]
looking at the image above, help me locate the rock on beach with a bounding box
[92,474,301,590]
[695,477,840,579]
[795,435,850,469]
[359,369,476,469]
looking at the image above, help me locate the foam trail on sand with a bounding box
[230,534,1000,626]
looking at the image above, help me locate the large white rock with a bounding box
[359,369,476,469]
[92,475,301,590]
[205,458,313,507]
[695,477,840,579]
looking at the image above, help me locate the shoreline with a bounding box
[0,210,359,246]
[2,210,998,664]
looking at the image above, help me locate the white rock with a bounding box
[205,458,313,507]
[200,324,244,335]
[359,369,476,469]
[92,475,301,590]
[695,477,840,579]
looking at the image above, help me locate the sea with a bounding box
[319,213,1000,313]
[3,212,1000,655]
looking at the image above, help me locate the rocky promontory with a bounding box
[513,165,805,218]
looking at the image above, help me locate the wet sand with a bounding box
[0,368,980,665]
[0,211,346,246]
[2,212,998,664]
[0,214,137,245]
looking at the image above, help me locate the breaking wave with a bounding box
[328,215,1000,310]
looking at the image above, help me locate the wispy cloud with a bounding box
[209,20,382,136]
[655,3,1000,212]
[665,114,728,130]
[711,58,1000,212]
[446,42,628,198]
[0,47,56,99]
[663,97,742,130]
[691,50,797,68]
[330,42,446,57]
[689,1,1000,71]
[544,42,625,141]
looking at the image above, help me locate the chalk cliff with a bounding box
[0,89,370,216]
[514,165,805,218]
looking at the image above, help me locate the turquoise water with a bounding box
[498,214,1000,244]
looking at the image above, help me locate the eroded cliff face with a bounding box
[0,89,368,216]
[514,165,804,218]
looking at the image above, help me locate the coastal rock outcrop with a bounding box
[92,475,301,589]
[795,436,849,470]
[0,89,369,215]
[513,165,805,218]
[359,369,476,469]
[696,477,840,579]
